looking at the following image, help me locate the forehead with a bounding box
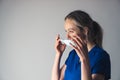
[64,19,77,27]
[64,19,80,31]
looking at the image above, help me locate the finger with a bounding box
[72,35,86,47]
[74,35,84,44]
[71,36,83,47]
[56,34,60,39]
[56,34,61,42]
[70,43,83,57]
[70,42,81,51]
[75,35,87,45]
[70,43,77,49]
[70,42,88,59]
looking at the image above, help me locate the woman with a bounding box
[52,10,111,80]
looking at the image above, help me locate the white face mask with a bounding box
[60,39,76,46]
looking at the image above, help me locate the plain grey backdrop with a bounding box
[0,0,120,80]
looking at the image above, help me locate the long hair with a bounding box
[65,10,103,48]
[89,21,103,48]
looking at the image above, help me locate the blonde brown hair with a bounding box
[65,10,103,48]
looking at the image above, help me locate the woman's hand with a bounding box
[70,34,88,62]
[55,34,66,56]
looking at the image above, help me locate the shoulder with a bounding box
[89,45,110,63]
[65,49,76,65]
[68,49,76,56]
[90,46,111,79]
[90,45,110,58]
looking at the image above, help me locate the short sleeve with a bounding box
[91,51,111,79]
[65,50,75,66]
[65,51,72,66]
[92,57,106,74]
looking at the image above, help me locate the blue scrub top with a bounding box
[64,45,111,80]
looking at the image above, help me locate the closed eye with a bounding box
[69,30,74,33]
[65,30,74,33]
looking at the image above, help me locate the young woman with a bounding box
[52,10,111,80]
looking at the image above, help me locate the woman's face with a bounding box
[64,19,85,40]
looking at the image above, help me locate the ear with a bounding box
[83,27,89,36]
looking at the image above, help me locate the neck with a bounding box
[87,42,96,52]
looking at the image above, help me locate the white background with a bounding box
[0,0,120,80]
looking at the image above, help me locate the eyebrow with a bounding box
[68,28,75,31]
[65,28,76,32]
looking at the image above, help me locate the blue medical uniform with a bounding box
[64,45,111,80]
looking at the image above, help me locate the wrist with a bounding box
[55,53,62,58]
[80,58,90,65]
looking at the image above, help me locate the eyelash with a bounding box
[66,30,74,33]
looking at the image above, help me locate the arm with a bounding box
[51,54,66,80]
[81,58,92,80]
[51,35,66,80]
[51,54,62,80]
[71,35,105,80]
[81,61,105,80]
[92,74,105,80]
[59,65,66,80]
[80,54,105,80]
[71,35,92,80]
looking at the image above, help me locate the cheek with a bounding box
[79,32,86,40]
[75,32,86,39]
[73,31,81,36]
[67,32,76,39]
[71,31,78,36]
